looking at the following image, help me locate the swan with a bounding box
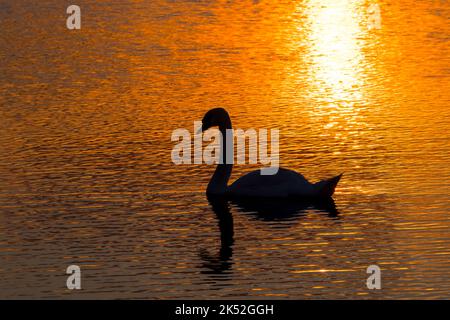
[200,108,342,198]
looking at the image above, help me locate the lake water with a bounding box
[0,0,449,299]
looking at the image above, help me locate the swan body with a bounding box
[200,108,342,199]
[228,167,341,198]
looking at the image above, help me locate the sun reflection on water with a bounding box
[304,0,366,105]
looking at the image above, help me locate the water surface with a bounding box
[0,0,449,299]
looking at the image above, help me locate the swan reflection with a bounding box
[231,196,339,221]
[199,196,234,275]
[199,195,339,276]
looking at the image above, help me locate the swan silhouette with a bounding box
[200,108,342,198]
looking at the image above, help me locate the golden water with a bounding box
[0,0,449,298]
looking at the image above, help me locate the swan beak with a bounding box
[197,123,208,134]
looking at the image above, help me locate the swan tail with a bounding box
[315,173,342,198]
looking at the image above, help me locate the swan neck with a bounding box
[207,119,233,195]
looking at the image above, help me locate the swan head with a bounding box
[200,108,231,132]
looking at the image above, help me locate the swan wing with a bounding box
[228,167,316,198]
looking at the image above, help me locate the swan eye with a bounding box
[201,116,214,131]
[201,119,211,132]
